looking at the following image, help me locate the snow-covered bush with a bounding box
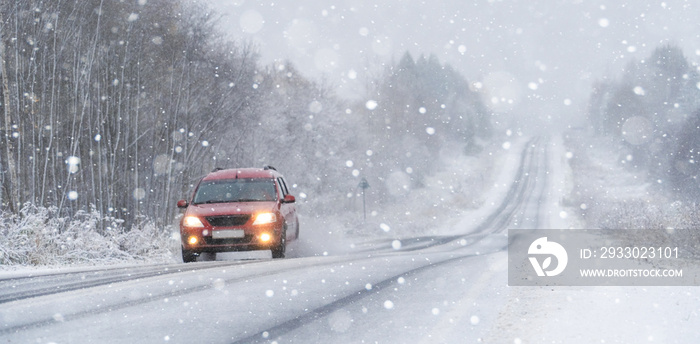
[566,133,700,257]
[0,204,178,267]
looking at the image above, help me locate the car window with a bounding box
[277,177,289,197]
[193,179,276,204]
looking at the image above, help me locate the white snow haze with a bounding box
[3,0,700,343]
[210,0,700,128]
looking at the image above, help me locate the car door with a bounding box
[277,176,298,239]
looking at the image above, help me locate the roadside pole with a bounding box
[358,177,370,222]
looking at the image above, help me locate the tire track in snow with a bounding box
[232,138,552,343]
[0,261,249,304]
[230,251,500,344]
[355,136,548,253]
[0,254,387,336]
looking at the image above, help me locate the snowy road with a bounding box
[0,138,543,343]
[1,137,696,343]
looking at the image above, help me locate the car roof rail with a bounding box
[263,165,277,171]
[211,167,224,173]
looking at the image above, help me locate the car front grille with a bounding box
[204,235,255,246]
[206,215,250,227]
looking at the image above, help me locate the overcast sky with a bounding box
[205,0,700,128]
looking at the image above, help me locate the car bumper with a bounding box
[180,226,282,252]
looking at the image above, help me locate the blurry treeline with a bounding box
[0,0,491,229]
[588,44,700,199]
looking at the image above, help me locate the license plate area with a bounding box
[212,230,245,239]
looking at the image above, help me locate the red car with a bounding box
[177,166,299,262]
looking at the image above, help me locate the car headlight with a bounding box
[183,216,205,228]
[253,212,277,225]
[259,233,272,242]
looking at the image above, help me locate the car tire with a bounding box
[182,249,197,263]
[271,228,287,259]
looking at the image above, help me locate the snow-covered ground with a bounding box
[487,133,700,344]
[1,134,699,343]
[303,132,700,344]
[287,135,530,257]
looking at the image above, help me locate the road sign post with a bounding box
[358,177,370,221]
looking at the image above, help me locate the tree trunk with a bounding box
[0,10,20,213]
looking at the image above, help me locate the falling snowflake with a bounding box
[67,156,80,174]
[309,100,323,113]
[133,188,146,200]
[240,10,264,34]
[365,100,378,110]
[67,191,78,200]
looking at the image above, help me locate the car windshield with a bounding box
[193,179,276,204]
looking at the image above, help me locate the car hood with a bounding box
[186,201,277,217]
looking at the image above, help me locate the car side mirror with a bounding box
[177,199,189,208]
[283,194,296,204]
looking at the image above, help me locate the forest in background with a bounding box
[587,44,700,199]
[576,44,700,254]
[0,0,491,236]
